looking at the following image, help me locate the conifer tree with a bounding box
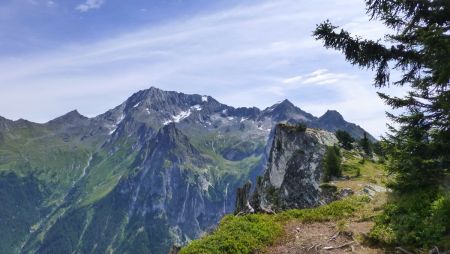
[359,132,372,156]
[314,0,449,191]
[335,130,354,150]
[323,145,342,181]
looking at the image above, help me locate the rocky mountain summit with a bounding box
[0,87,375,254]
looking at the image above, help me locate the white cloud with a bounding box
[309,69,328,76]
[282,75,302,84]
[302,69,356,85]
[76,0,104,12]
[280,69,355,87]
[0,0,401,137]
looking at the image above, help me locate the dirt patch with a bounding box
[261,220,383,254]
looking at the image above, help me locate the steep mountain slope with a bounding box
[0,87,375,253]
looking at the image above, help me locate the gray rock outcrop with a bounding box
[236,124,339,214]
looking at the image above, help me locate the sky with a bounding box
[0,0,406,137]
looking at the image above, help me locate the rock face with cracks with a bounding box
[235,124,339,214]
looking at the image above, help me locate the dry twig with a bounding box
[323,241,354,250]
[328,231,340,241]
[395,247,413,254]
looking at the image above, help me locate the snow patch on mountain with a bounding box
[108,114,125,135]
[109,128,117,135]
[173,110,191,123]
[163,105,202,125]
[191,105,202,111]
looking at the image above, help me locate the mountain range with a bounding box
[0,87,374,254]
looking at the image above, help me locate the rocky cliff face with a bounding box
[122,123,224,247]
[236,124,338,213]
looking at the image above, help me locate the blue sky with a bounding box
[0,0,405,137]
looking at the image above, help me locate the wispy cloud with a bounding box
[282,75,302,84]
[302,69,356,85]
[0,0,398,137]
[279,69,355,89]
[76,0,104,12]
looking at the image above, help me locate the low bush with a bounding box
[369,190,450,249]
[277,123,307,133]
[179,214,282,254]
[181,196,369,254]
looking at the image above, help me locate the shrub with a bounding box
[180,214,282,254]
[277,123,307,133]
[370,190,450,248]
